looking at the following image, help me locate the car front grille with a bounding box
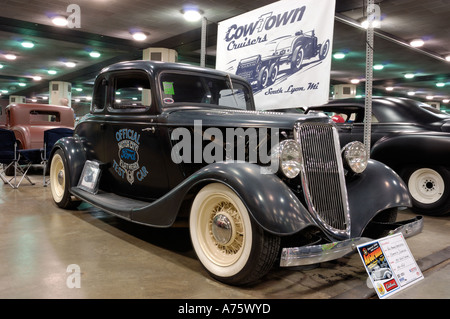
[294,122,350,237]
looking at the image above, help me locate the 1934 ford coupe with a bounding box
[49,61,422,285]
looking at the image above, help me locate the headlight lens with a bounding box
[342,141,368,174]
[279,139,302,178]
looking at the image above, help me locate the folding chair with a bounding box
[0,128,36,188]
[41,128,74,186]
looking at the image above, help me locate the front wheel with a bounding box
[319,39,330,60]
[189,183,280,285]
[290,47,304,72]
[50,149,80,209]
[401,166,450,216]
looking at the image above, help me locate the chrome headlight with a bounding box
[278,139,302,179]
[342,141,368,174]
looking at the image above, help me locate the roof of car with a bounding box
[99,60,245,81]
[6,103,73,112]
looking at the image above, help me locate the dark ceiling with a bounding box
[0,0,449,112]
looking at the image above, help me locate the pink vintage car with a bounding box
[4,103,75,149]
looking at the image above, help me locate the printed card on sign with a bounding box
[216,0,336,110]
[357,233,423,299]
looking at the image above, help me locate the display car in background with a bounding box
[302,97,450,216]
[4,103,75,149]
[1,103,75,175]
[49,61,422,285]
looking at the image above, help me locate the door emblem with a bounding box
[113,128,148,184]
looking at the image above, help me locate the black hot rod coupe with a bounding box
[49,61,422,285]
[302,97,450,216]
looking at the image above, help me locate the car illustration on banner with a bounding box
[235,30,329,90]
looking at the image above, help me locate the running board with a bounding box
[71,186,151,220]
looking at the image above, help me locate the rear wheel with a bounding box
[257,66,269,89]
[50,149,80,209]
[189,183,280,285]
[401,166,450,216]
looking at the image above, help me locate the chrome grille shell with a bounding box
[294,122,351,238]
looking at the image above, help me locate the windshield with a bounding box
[420,104,450,118]
[159,72,253,110]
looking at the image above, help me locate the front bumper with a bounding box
[280,216,423,267]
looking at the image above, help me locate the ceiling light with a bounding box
[385,87,394,91]
[89,51,101,58]
[360,19,381,29]
[426,96,434,100]
[407,91,415,96]
[182,9,203,22]
[350,79,360,84]
[404,73,415,79]
[0,64,3,69]
[75,88,83,92]
[1,90,8,94]
[52,16,68,27]
[443,99,449,103]
[18,82,26,87]
[33,76,42,81]
[436,82,446,87]
[65,61,77,68]
[4,54,17,60]
[446,55,450,62]
[21,40,35,48]
[131,32,147,41]
[373,64,384,70]
[410,39,424,47]
[333,52,346,59]
[48,70,57,75]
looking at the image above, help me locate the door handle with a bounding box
[142,127,156,133]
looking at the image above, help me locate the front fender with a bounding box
[371,133,450,169]
[51,136,88,187]
[347,159,412,237]
[131,162,314,235]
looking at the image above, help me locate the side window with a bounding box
[92,77,107,111]
[113,72,152,110]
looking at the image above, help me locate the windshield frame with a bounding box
[157,70,254,111]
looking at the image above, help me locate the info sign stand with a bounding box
[357,233,424,299]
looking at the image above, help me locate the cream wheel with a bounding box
[189,183,280,285]
[50,151,66,203]
[50,149,79,209]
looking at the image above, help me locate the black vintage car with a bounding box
[49,61,421,285]
[303,97,450,216]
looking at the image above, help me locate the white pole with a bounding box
[200,17,207,67]
[364,0,376,157]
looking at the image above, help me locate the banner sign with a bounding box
[216,0,336,110]
[357,233,423,299]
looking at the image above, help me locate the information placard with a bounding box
[357,233,423,299]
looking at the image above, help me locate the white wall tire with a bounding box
[50,149,79,209]
[189,183,279,285]
[402,166,450,216]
